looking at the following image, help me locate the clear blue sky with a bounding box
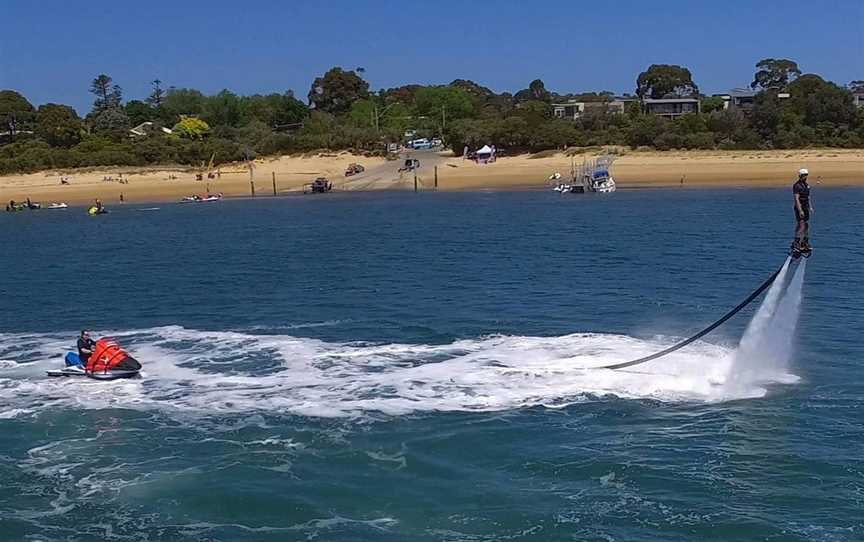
[1,0,861,115]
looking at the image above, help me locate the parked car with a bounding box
[304,177,333,193]
[409,138,432,150]
[345,163,365,177]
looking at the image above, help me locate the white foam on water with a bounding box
[0,324,798,419]
[726,259,806,393]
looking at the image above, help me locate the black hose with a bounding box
[595,264,785,371]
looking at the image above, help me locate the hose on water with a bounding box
[595,263,786,371]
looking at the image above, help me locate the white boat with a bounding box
[46,202,68,209]
[181,193,223,203]
[593,177,617,193]
[590,169,617,193]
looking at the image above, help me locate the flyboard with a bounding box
[790,245,812,259]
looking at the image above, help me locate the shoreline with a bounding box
[2,148,862,206]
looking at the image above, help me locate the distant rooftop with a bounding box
[642,97,699,103]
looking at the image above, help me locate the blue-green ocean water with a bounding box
[0,189,861,541]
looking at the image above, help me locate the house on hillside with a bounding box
[551,98,632,120]
[852,91,864,109]
[713,88,790,112]
[642,98,700,119]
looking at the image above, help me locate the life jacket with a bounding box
[86,338,142,373]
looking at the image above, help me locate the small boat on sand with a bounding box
[181,193,223,203]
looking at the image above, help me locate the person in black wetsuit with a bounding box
[792,168,813,253]
[77,330,96,365]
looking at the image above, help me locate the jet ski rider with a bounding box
[77,330,96,366]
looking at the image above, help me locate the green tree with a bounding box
[160,88,207,126]
[0,90,35,141]
[36,104,82,147]
[90,74,122,113]
[701,96,726,114]
[308,67,370,115]
[750,91,783,140]
[91,107,131,141]
[205,90,243,127]
[172,116,210,139]
[414,86,475,131]
[495,116,530,148]
[514,79,551,103]
[674,112,707,134]
[786,74,858,127]
[514,100,552,127]
[125,100,155,126]
[528,120,578,151]
[751,58,801,91]
[146,79,166,108]
[380,84,422,106]
[627,114,668,147]
[636,64,699,98]
[348,98,377,128]
[240,92,308,127]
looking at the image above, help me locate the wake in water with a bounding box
[0,314,799,420]
[727,257,807,392]
[0,259,808,418]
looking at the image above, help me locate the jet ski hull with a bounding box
[46,367,140,380]
[49,351,141,380]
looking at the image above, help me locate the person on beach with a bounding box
[793,168,813,252]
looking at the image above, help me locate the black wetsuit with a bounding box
[793,180,810,221]
[77,337,95,364]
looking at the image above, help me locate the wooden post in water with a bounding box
[434,166,438,191]
[414,169,418,192]
[272,172,277,196]
[248,159,255,196]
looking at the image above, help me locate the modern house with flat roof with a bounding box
[713,88,790,111]
[551,98,634,120]
[642,98,700,119]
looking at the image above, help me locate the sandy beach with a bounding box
[1,148,862,206]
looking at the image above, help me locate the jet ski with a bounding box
[88,206,108,215]
[47,339,141,380]
[46,202,68,210]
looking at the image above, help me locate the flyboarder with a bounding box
[792,168,813,258]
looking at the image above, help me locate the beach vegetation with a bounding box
[35,104,83,147]
[0,90,35,142]
[1,62,862,174]
[172,116,210,140]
